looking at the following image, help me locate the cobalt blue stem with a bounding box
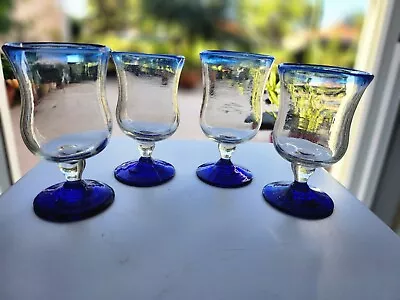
[114,156,175,187]
[33,179,115,223]
[262,180,334,219]
[196,158,253,188]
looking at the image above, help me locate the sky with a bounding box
[60,0,88,19]
[60,0,369,28]
[321,0,368,28]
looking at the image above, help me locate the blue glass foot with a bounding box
[33,179,115,223]
[262,181,334,219]
[196,158,253,188]
[114,157,175,187]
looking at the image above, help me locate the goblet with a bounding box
[196,50,274,188]
[2,42,114,222]
[263,63,374,219]
[112,52,184,187]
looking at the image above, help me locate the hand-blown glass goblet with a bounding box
[263,63,374,219]
[112,52,184,187]
[197,50,274,188]
[2,42,114,222]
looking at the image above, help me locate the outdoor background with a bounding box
[0,0,367,175]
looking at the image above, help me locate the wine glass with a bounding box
[112,52,184,187]
[263,63,374,219]
[196,50,274,188]
[2,42,114,222]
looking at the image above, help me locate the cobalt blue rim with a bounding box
[278,63,374,79]
[200,50,274,64]
[112,52,185,70]
[2,42,110,53]
[112,51,185,62]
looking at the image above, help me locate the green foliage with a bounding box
[286,81,342,133]
[0,0,12,33]
[265,65,280,118]
[82,0,255,69]
[238,0,323,49]
[142,0,226,41]
[305,38,358,67]
[344,12,364,28]
[85,0,142,35]
[80,0,364,125]
[1,53,14,80]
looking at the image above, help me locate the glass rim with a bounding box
[2,42,110,52]
[200,50,275,62]
[278,63,374,78]
[112,51,185,61]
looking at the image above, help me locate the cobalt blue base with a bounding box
[33,179,115,223]
[114,157,175,187]
[196,158,253,188]
[262,181,334,220]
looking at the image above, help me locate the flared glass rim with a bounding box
[2,42,110,53]
[112,51,185,62]
[200,50,275,63]
[278,63,374,79]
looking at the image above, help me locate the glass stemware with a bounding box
[196,50,274,188]
[112,52,184,187]
[2,42,114,222]
[263,63,374,219]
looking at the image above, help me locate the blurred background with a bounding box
[0,0,366,70]
[1,0,400,234]
[0,0,367,167]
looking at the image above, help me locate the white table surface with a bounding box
[0,138,399,300]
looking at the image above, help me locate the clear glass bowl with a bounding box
[196,50,274,188]
[112,52,184,187]
[2,42,114,222]
[263,63,374,219]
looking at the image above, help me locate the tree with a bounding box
[0,0,12,34]
[344,12,364,28]
[238,0,323,50]
[143,0,224,40]
[142,0,252,50]
[84,0,141,36]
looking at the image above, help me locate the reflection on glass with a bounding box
[263,63,374,219]
[2,42,114,222]
[196,50,274,188]
[112,52,184,187]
